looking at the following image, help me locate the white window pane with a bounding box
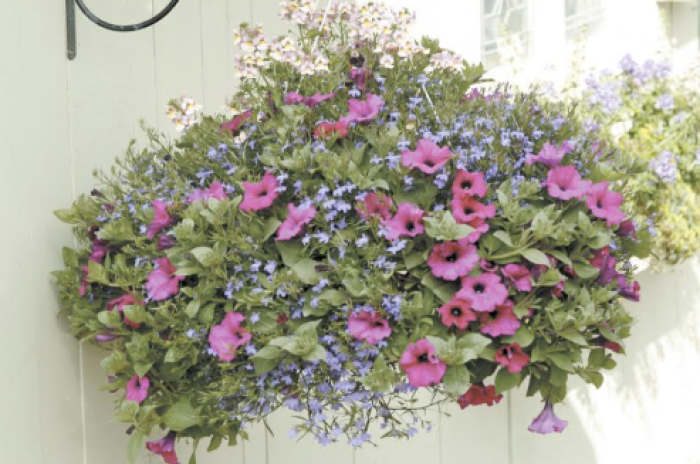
[481,0,530,68]
[565,0,605,42]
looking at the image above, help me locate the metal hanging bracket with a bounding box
[66,0,180,60]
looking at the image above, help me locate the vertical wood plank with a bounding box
[200,0,235,113]
[227,0,253,95]
[0,0,84,462]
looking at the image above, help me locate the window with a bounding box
[481,0,530,69]
[565,0,605,42]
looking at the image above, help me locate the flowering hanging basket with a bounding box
[53,2,650,463]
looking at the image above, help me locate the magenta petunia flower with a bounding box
[107,294,144,328]
[461,217,490,243]
[89,239,109,263]
[479,258,499,273]
[458,273,508,312]
[356,192,394,221]
[401,139,453,175]
[452,170,487,198]
[616,219,637,238]
[208,312,252,362]
[187,181,228,203]
[586,182,626,226]
[543,166,592,201]
[525,141,572,168]
[457,384,503,409]
[350,67,371,91]
[590,246,620,285]
[399,339,447,387]
[427,241,479,281]
[480,301,521,337]
[146,257,185,301]
[383,203,425,241]
[494,342,530,373]
[126,374,150,404]
[617,275,640,301]
[285,91,335,108]
[528,400,569,435]
[157,234,177,252]
[314,120,349,139]
[436,295,477,329]
[347,309,392,345]
[346,94,384,124]
[146,200,175,239]
[221,111,251,134]
[147,431,180,464]
[277,203,317,241]
[240,172,279,213]
[502,264,532,292]
[95,333,120,343]
[450,195,496,224]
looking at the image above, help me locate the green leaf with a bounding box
[423,211,474,241]
[62,247,79,267]
[520,248,551,266]
[276,240,304,267]
[421,274,459,303]
[495,368,521,394]
[291,259,320,285]
[502,326,535,348]
[547,352,575,372]
[548,250,572,266]
[198,304,216,326]
[254,345,283,360]
[123,304,147,324]
[185,300,201,318]
[191,247,222,267]
[163,402,201,431]
[301,344,327,362]
[589,232,611,249]
[493,231,514,247]
[573,261,600,279]
[127,431,145,463]
[262,217,282,241]
[443,365,471,396]
[319,289,345,306]
[559,331,587,346]
[404,250,427,270]
[549,366,568,387]
[134,362,153,378]
[115,400,139,423]
[342,276,365,297]
[87,260,108,284]
[54,208,81,224]
[207,436,223,453]
[253,357,278,374]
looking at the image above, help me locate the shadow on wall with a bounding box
[548,258,699,464]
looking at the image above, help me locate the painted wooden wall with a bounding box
[1,1,699,463]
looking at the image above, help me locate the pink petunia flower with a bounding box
[437,295,477,329]
[240,172,279,213]
[285,91,335,108]
[107,294,144,329]
[480,301,521,337]
[479,258,499,273]
[147,431,180,464]
[586,182,627,227]
[528,400,569,435]
[525,141,572,168]
[314,120,349,139]
[457,384,503,408]
[460,217,490,243]
[427,241,479,281]
[399,339,447,387]
[95,333,121,343]
[452,170,488,198]
[502,264,532,292]
[146,257,185,301]
[346,94,384,124]
[543,166,592,201]
[450,195,496,224]
[208,312,252,362]
[383,203,425,241]
[401,139,453,175]
[146,200,175,239]
[347,309,392,345]
[125,374,150,404]
[187,181,228,203]
[494,342,530,373]
[221,111,252,134]
[276,203,317,241]
[458,273,508,312]
[356,192,394,220]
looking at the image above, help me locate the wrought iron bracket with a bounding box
[66,0,180,60]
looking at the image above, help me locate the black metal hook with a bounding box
[66,0,180,60]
